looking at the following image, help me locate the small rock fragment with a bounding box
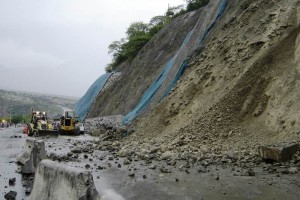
[123,158,131,165]
[8,178,16,186]
[248,168,256,176]
[128,173,135,177]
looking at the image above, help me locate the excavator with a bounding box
[27,108,58,137]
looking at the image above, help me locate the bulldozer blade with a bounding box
[35,130,59,137]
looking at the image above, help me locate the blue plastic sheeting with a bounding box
[161,0,228,99]
[122,31,194,125]
[198,0,227,46]
[75,73,112,120]
[161,58,190,100]
[122,55,176,124]
[123,0,228,125]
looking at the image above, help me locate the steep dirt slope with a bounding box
[88,9,203,117]
[131,0,300,152]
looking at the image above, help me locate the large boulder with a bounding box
[28,160,101,200]
[16,138,47,174]
[258,143,300,162]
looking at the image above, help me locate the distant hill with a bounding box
[0,89,78,119]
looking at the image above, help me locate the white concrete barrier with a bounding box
[99,189,125,200]
[16,138,47,174]
[29,160,101,200]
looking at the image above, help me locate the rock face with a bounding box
[258,143,300,162]
[28,160,101,200]
[16,138,47,174]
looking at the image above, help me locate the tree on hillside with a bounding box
[108,40,124,55]
[149,16,168,27]
[165,5,185,18]
[108,38,127,68]
[123,22,152,59]
[105,1,210,72]
[148,15,171,36]
[126,22,149,39]
[107,22,152,71]
[11,115,24,124]
[186,0,209,12]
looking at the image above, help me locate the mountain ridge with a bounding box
[0,89,78,118]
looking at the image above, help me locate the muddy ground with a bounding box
[1,127,300,200]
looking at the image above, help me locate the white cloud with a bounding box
[0,40,65,69]
[0,0,185,96]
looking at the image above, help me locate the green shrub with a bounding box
[105,1,210,72]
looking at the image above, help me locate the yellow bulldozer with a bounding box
[58,110,80,135]
[27,108,58,137]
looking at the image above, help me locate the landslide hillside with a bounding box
[88,8,203,117]
[89,0,300,154]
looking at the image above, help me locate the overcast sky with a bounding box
[0,0,185,97]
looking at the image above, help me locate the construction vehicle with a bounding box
[27,108,58,137]
[58,110,80,135]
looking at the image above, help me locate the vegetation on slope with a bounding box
[105,0,210,72]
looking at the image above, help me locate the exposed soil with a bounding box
[87,0,300,156]
[126,0,300,160]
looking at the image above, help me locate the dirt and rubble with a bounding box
[123,0,300,165]
[39,129,300,199]
[54,125,300,199]
[1,127,300,199]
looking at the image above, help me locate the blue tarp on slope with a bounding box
[74,73,112,120]
[123,0,227,125]
[122,31,193,124]
[161,0,228,99]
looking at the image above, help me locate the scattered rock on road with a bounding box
[4,190,17,200]
[8,178,16,185]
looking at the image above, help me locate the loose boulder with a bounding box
[4,191,17,200]
[16,138,47,174]
[28,160,101,200]
[258,143,300,162]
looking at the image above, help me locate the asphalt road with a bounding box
[0,127,27,200]
[1,127,300,200]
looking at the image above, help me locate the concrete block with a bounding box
[16,138,47,174]
[29,160,101,200]
[258,143,300,162]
